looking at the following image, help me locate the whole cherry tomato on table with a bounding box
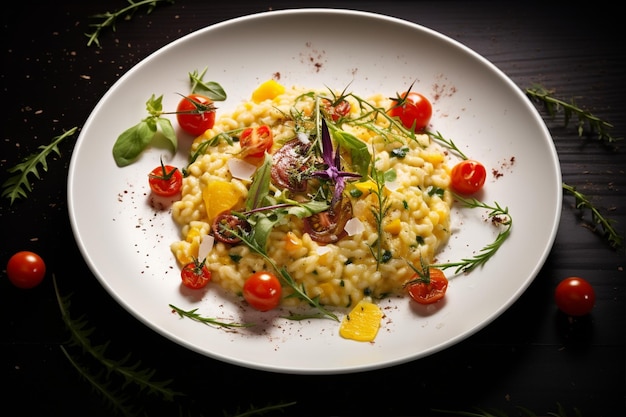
[6,251,46,289]
[388,91,432,131]
[404,268,448,305]
[239,125,274,158]
[243,271,282,312]
[555,276,596,316]
[176,93,216,136]
[450,159,487,195]
[181,258,212,289]
[148,161,183,197]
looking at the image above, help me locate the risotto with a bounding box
[171,81,452,309]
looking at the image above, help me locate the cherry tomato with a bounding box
[322,97,351,122]
[388,91,432,131]
[148,161,183,197]
[450,159,487,195]
[181,258,211,289]
[555,277,596,316]
[239,125,274,158]
[243,271,282,312]
[6,251,46,289]
[303,198,353,244]
[405,268,448,305]
[176,93,216,136]
[212,211,251,245]
[270,137,311,192]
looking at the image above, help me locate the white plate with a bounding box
[68,9,561,374]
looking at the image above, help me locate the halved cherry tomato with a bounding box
[270,137,311,192]
[322,97,351,122]
[388,91,432,131]
[6,251,46,289]
[148,161,183,197]
[240,125,273,158]
[181,257,211,289]
[303,198,353,244]
[212,211,251,245]
[555,276,595,316]
[450,159,486,195]
[176,93,216,136]
[243,271,282,311]
[405,268,448,304]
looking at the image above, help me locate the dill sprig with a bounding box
[525,84,621,144]
[2,127,77,205]
[53,275,183,414]
[562,182,623,249]
[86,0,175,48]
[168,304,254,329]
[430,195,512,275]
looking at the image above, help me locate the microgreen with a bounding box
[86,0,175,48]
[2,127,77,205]
[430,195,512,275]
[310,119,361,207]
[526,84,621,144]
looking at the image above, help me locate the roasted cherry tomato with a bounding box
[303,198,353,244]
[405,268,448,305]
[176,93,216,136]
[555,276,596,316]
[450,159,487,195]
[240,125,274,158]
[181,258,211,289]
[148,161,183,197]
[212,211,251,245]
[388,91,432,131]
[243,271,282,311]
[322,97,351,122]
[270,137,311,192]
[6,251,46,289]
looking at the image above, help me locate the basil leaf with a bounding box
[157,117,178,154]
[112,120,156,167]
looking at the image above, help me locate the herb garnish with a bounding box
[169,304,253,329]
[86,0,175,48]
[2,127,77,205]
[430,195,512,275]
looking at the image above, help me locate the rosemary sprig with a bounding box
[85,0,175,48]
[430,195,512,275]
[525,84,620,144]
[426,129,468,160]
[562,182,623,249]
[367,160,394,270]
[2,127,77,205]
[168,304,254,329]
[53,275,183,411]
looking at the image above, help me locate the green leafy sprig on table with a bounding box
[1,127,77,205]
[430,195,512,275]
[86,0,175,48]
[526,84,621,144]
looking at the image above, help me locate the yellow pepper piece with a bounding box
[284,231,303,252]
[353,180,377,196]
[339,299,383,342]
[251,79,285,103]
[202,180,242,223]
[383,218,402,235]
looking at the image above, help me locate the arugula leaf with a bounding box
[188,67,227,101]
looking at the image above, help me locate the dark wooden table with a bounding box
[2,2,624,416]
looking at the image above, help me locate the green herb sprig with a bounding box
[562,182,623,249]
[2,127,77,205]
[169,304,254,329]
[526,84,620,144]
[86,0,175,48]
[430,195,512,275]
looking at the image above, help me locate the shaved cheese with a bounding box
[228,158,257,180]
[316,245,332,256]
[344,217,364,236]
[198,235,215,260]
